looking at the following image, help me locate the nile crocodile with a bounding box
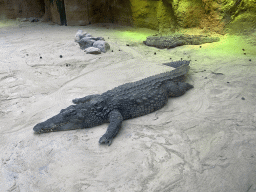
[33,60,193,145]
[143,34,220,49]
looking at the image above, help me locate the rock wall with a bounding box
[130,0,227,34]
[85,0,133,25]
[47,0,132,26]
[64,0,89,26]
[222,0,256,34]
[0,0,44,19]
[1,0,256,35]
[41,0,51,22]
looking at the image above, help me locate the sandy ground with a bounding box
[0,20,256,192]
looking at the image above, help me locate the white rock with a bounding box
[78,37,95,49]
[93,40,110,53]
[75,30,87,42]
[85,47,101,54]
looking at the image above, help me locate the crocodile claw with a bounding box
[99,135,113,146]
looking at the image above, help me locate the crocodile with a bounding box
[143,34,220,49]
[33,60,193,145]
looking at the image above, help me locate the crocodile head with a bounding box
[33,103,106,134]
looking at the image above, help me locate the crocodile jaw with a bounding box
[34,122,76,133]
[33,113,83,133]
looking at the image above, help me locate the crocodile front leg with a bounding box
[99,110,123,146]
[165,81,193,97]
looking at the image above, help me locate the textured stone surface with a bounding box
[172,0,204,28]
[64,0,89,26]
[0,0,45,19]
[226,12,256,35]
[49,0,62,25]
[1,0,256,34]
[130,0,159,30]
[41,0,51,22]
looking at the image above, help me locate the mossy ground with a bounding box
[0,18,19,28]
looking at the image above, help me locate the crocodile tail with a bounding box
[162,60,190,77]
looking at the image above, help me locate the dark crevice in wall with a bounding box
[222,0,243,25]
[50,0,67,25]
[58,0,66,25]
[39,0,45,15]
[229,0,243,14]
[162,0,178,28]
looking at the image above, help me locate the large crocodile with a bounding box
[33,60,193,145]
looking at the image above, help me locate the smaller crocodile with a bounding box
[143,34,220,49]
[33,60,193,145]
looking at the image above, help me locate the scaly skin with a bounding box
[33,60,193,145]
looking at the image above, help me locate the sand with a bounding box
[0,20,256,192]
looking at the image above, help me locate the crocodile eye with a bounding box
[62,107,77,117]
[91,99,104,110]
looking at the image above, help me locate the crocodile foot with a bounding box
[99,135,113,146]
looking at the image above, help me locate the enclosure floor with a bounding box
[0,21,256,192]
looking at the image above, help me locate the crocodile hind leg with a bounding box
[99,110,123,146]
[164,81,193,97]
[72,94,100,104]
